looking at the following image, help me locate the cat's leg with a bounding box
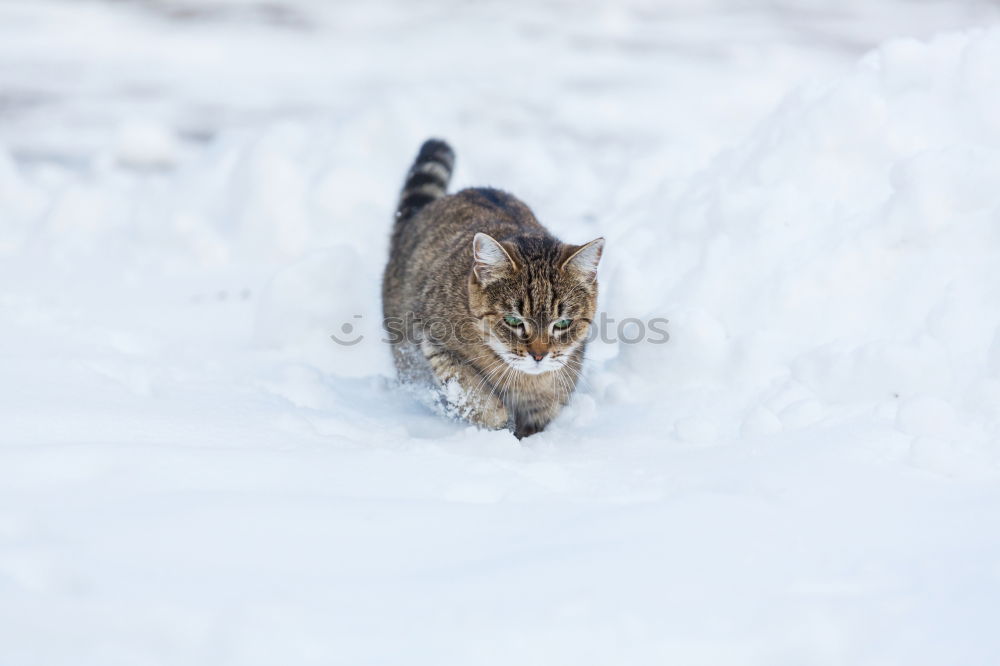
[422,341,509,430]
[512,403,561,439]
[511,383,572,439]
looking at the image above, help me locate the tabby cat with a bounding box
[382,139,604,439]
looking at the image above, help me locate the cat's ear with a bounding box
[561,237,604,281]
[472,232,518,284]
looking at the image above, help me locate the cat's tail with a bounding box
[396,138,455,222]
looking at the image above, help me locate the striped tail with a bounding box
[396,139,455,222]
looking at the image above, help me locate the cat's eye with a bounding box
[553,319,572,330]
[503,315,524,327]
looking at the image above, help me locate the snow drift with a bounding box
[607,29,1000,473]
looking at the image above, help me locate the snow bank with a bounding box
[0,147,44,256]
[607,29,1000,473]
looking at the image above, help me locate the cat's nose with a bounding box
[530,350,547,362]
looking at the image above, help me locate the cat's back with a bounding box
[398,187,542,250]
[384,187,545,315]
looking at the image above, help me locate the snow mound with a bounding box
[0,147,44,256]
[610,29,1000,472]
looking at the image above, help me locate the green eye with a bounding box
[553,319,572,330]
[503,315,523,327]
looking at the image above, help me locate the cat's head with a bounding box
[468,232,604,375]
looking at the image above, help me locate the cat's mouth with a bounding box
[500,350,565,375]
[486,338,564,375]
[510,356,559,375]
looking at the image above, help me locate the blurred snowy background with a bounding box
[3,1,1000,663]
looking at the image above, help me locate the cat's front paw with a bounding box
[513,421,544,440]
[458,387,508,430]
[476,401,509,430]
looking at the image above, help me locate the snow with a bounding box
[2,1,1000,663]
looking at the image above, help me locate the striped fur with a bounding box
[395,139,455,222]
[383,139,604,438]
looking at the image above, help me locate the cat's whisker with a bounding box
[469,357,508,406]
[500,363,519,406]
[493,364,514,408]
[562,361,583,395]
[552,365,571,399]
[560,356,594,394]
